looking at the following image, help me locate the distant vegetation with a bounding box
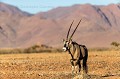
[89,42,120,52]
[110,41,120,50]
[0,44,63,54]
[111,41,120,48]
[0,43,120,54]
[88,48,110,52]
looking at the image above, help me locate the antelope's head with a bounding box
[63,39,72,51]
[62,19,82,51]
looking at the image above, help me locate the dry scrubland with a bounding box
[0,51,120,79]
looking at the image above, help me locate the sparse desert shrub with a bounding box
[0,49,12,54]
[111,41,120,47]
[111,41,120,50]
[0,44,63,54]
[11,49,22,54]
[88,48,110,52]
[31,44,40,49]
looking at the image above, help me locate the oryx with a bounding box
[63,19,88,77]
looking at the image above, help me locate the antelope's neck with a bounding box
[69,43,76,55]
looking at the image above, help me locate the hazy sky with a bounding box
[0,0,120,14]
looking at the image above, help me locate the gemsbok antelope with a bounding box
[63,19,88,78]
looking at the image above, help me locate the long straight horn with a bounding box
[69,19,82,40]
[66,20,74,40]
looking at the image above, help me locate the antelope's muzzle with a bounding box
[63,47,67,51]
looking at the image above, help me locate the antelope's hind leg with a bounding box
[82,57,89,79]
[78,60,81,75]
[83,60,88,74]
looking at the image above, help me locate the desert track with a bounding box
[0,51,120,79]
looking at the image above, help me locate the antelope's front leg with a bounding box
[70,59,74,75]
[71,65,75,78]
[72,66,74,74]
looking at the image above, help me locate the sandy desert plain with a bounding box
[0,50,120,79]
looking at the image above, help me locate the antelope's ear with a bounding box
[63,39,65,42]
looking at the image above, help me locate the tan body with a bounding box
[68,41,88,74]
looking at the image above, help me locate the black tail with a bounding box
[83,46,88,73]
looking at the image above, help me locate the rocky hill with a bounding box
[0,2,120,48]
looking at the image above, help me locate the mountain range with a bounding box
[0,2,120,48]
